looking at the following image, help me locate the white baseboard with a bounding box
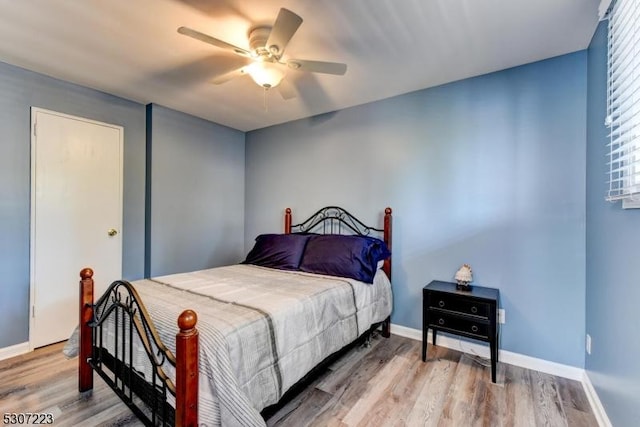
[582,371,613,427]
[0,342,30,362]
[390,323,423,341]
[390,323,583,381]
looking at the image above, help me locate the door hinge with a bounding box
[33,121,37,137]
[32,305,35,318]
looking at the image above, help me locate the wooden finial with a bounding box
[178,310,198,331]
[80,268,94,280]
[285,208,291,214]
[385,207,392,215]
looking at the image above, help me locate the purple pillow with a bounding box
[299,235,391,283]
[243,233,312,270]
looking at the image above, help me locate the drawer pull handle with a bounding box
[438,318,445,325]
[471,306,478,314]
[438,300,445,308]
[471,325,478,333]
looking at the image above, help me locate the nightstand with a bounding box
[422,280,500,383]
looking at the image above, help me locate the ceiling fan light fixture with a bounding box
[177,7,346,97]
[246,61,285,89]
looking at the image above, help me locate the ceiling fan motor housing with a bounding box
[248,26,274,57]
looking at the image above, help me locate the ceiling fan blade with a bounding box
[211,66,247,84]
[265,8,303,58]
[277,78,297,100]
[178,26,251,57]
[286,59,347,75]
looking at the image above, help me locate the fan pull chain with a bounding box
[263,87,269,112]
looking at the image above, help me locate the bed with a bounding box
[76,206,393,426]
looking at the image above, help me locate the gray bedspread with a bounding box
[96,264,392,426]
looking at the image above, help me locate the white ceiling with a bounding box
[0,0,600,132]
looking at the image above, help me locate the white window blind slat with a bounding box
[608,118,640,136]
[608,57,639,89]
[606,0,640,205]
[608,146,640,164]
[608,135,640,154]
[608,22,638,58]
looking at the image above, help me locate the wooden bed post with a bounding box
[382,207,392,338]
[176,310,199,427]
[383,207,392,280]
[79,267,94,392]
[284,207,292,234]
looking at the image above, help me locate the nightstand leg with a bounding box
[422,329,427,362]
[432,330,437,345]
[422,299,428,362]
[490,339,497,383]
[422,309,428,361]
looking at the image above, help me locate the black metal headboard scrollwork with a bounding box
[284,206,393,279]
[288,206,383,236]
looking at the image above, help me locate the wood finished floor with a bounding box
[0,335,597,426]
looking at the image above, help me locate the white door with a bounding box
[30,108,123,349]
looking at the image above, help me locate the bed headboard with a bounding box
[284,206,393,279]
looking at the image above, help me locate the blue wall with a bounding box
[148,105,245,277]
[246,52,588,366]
[586,22,640,426]
[0,61,146,348]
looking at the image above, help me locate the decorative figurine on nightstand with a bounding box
[454,264,473,291]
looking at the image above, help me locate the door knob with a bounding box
[107,228,118,237]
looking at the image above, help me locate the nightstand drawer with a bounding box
[428,311,489,338]
[428,293,490,318]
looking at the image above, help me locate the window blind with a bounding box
[606,0,640,206]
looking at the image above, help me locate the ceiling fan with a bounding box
[177,8,347,99]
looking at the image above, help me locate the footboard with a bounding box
[79,269,199,426]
